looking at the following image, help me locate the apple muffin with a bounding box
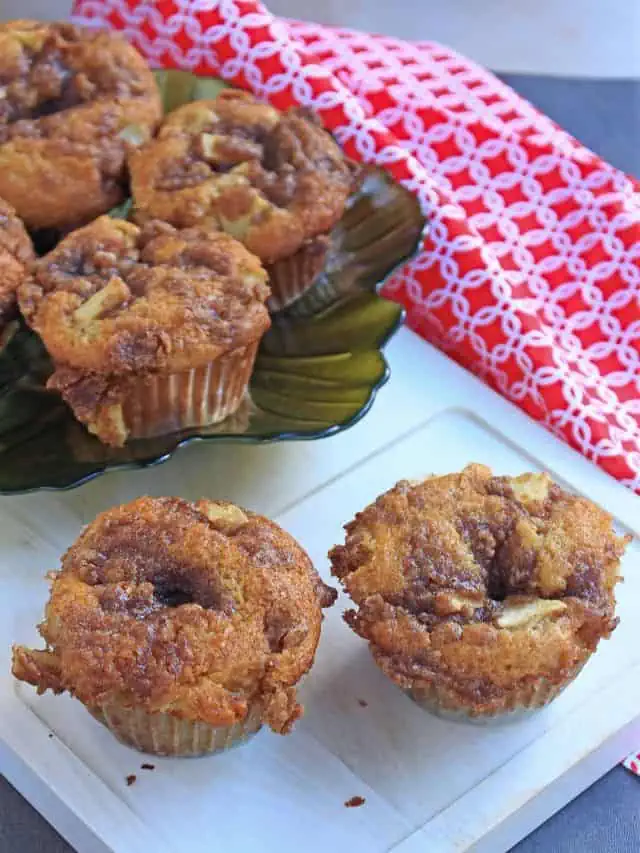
[0,195,34,332]
[330,464,629,722]
[13,496,336,756]
[129,90,355,309]
[18,216,270,446]
[0,20,161,231]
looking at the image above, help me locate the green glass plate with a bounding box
[0,71,425,494]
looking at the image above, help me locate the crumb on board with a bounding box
[126,775,137,787]
[357,698,368,707]
[345,796,366,808]
[141,763,155,771]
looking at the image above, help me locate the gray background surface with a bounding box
[0,66,638,853]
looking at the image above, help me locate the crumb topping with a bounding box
[0,21,152,135]
[130,91,355,262]
[0,195,33,326]
[18,216,270,373]
[330,464,628,709]
[0,20,161,229]
[12,497,336,734]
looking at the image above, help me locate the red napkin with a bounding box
[623,752,640,777]
[72,1,640,494]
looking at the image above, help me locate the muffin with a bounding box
[129,90,355,309]
[13,496,336,756]
[18,216,270,446]
[0,194,34,332]
[0,20,161,231]
[329,464,629,722]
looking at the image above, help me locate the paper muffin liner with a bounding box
[405,660,587,726]
[121,341,259,440]
[266,236,330,312]
[88,701,263,757]
[267,167,424,318]
[278,258,348,318]
[70,394,255,463]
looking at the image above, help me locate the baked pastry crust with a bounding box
[18,216,270,445]
[330,464,629,715]
[0,195,33,328]
[13,497,336,734]
[19,216,270,373]
[129,91,354,263]
[0,20,161,230]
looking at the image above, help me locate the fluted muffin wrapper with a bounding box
[267,167,424,318]
[266,237,330,313]
[121,341,259,440]
[405,660,587,726]
[279,264,345,318]
[88,702,263,757]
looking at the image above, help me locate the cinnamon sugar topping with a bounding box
[130,90,355,263]
[12,497,336,735]
[0,21,161,230]
[330,464,629,715]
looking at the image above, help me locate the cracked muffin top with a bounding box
[0,20,161,230]
[18,216,270,374]
[329,464,629,712]
[0,194,34,329]
[129,90,355,263]
[12,497,337,733]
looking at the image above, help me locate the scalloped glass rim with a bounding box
[0,300,404,494]
[0,70,425,494]
[1,309,403,495]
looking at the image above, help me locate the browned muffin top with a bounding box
[0,21,161,229]
[130,90,355,263]
[12,497,336,733]
[0,21,151,130]
[18,216,270,373]
[0,195,34,328]
[330,464,628,711]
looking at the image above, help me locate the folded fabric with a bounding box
[71,0,640,494]
[623,752,640,777]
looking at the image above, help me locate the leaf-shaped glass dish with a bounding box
[0,71,425,494]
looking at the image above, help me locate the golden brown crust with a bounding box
[329,464,629,714]
[129,91,354,263]
[18,216,270,374]
[0,195,34,328]
[0,20,162,230]
[12,497,336,734]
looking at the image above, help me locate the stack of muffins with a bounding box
[0,20,356,447]
[129,91,357,312]
[3,19,631,762]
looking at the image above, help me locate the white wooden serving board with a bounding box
[0,327,638,853]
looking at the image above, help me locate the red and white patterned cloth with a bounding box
[71,0,640,495]
[623,751,640,777]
